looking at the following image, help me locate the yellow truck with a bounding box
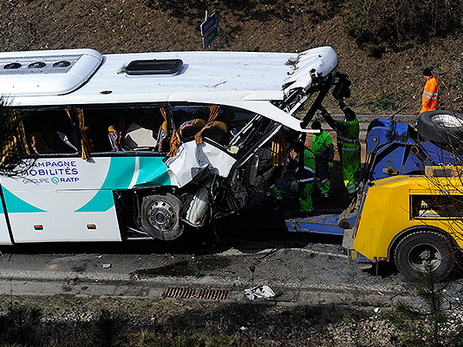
[288,113,463,281]
[343,168,463,281]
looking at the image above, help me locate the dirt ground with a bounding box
[0,295,396,346]
[0,0,462,115]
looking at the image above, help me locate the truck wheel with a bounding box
[140,193,184,241]
[416,110,463,146]
[394,230,455,282]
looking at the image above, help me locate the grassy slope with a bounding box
[0,0,462,115]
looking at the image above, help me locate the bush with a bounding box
[385,262,457,346]
[364,92,403,112]
[345,0,463,49]
[0,303,43,346]
[148,0,340,21]
[91,309,129,347]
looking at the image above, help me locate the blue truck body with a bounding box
[285,117,457,264]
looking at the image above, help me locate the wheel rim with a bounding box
[147,200,176,231]
[431,114,463,128]
[408,243,442,272]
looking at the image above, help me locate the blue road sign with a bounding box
[202,26,219,49]
[200,12,219,48]
[200,12,217,37]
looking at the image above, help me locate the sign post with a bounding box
[200,11,219,49]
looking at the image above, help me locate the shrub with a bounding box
[91,309,129,347]
[0,303,43,346]
[364,92,402,112]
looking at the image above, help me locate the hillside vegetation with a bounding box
[1,0,463,114]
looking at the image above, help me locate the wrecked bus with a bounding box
[0,47,340,244]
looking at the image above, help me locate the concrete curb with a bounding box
[0,276,410,306]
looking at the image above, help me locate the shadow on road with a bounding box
[0,206,342,257]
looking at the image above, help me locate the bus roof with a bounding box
[0,46,338,131]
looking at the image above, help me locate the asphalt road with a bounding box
[0,206,427,308]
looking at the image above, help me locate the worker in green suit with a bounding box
[293,141,316,214]
[263,181,282,206]
[318,101,360,197]
[311,120,334,199]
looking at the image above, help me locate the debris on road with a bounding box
[244,285,276,300]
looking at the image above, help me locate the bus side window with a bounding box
[156,120,170,152]
[80,109,112,152]
[184,106,234,144]
[120,123,157,150]
[27,110,77,155]
[30,131,53,154]
[108,108,160,151]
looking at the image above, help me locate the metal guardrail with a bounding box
[321,114,418,138]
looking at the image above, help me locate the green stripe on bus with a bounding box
[1,187,46,213]
[135,157,171,187]
[75,157,136,213]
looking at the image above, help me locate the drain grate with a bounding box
[162,287,229,301]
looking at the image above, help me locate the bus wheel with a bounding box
[394,230,455,282]
[140,193,184,241]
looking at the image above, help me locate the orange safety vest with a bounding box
[419,76,438,114]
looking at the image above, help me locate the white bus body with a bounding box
[0,46,339,244]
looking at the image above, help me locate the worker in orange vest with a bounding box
[419,68,438,115]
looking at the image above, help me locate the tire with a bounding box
[416,110,463,146]
[394,230,455,282]
[139,193,184,241]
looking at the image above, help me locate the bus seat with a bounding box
[30,131,53,154]
[201,120,228,143]
[179,118,206,140]
[121,123,157,150]
[156,121,170,152]
[107,125,121,151]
